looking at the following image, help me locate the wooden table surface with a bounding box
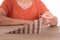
[0,26,60,40]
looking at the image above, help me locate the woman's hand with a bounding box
[42,11,58,27]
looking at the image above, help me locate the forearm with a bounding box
[0,15,33,25]
[0,15,19,25]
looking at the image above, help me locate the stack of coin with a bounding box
[7,18,43,34]
[33,20,38,34]
[38,18,43,34]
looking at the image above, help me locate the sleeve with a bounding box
[38,0,49,15]
[0,0,12,14]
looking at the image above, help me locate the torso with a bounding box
[9,0,39,20]
[7,0,45,20]
[1,0,48,20]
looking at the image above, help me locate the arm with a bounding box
[0,8,33,25]
[38,0,58,27]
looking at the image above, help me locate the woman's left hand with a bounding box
[42,11,58,26]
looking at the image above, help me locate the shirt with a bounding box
[1,0,48,20]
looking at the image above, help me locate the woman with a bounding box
[0,0,58,26]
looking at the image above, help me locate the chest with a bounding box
[12,1,39,19]
[16,0,33,9]
[13,0,38,13]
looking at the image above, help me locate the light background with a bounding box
[0,0,60,25]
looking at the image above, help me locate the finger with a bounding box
[42,14,53,19]
[48,16,58,25]
[50,19,57,26]
[43,18,49,25]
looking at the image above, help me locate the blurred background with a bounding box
[0,0,60,25]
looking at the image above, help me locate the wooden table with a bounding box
[0,26,60,40]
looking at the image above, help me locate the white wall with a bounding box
[0,0,4,5]
[0,0,60,25]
